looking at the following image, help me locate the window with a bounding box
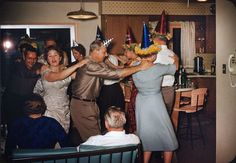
[0,25,75,88]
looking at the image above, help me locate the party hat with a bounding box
[141,23,152,49]
[155,10,167,35]
[135,23,160,56]
[125,27,136,45]
[18,34,38,49]
[123,27,137,51]
[152,10,172,40]
[96,26,105,41]
[103,38,113,48]
[72,40,79,47]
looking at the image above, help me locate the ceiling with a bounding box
[0,0,216,3]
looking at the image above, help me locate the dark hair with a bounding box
[71,44,86,57]
[19,43,34,54]
[23,93,47,115]
[154,36,168,43]
[44,37,57,45]
[44,46,64,65]
[23,46,38,57]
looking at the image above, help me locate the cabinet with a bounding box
[195,21,206,53]
[205,15,216,53]
[195,15,216,53]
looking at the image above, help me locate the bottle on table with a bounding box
[181,68,187,88]
[178,65,182,87]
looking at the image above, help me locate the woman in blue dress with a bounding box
[133,23,178,163]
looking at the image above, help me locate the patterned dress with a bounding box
[133,64,178,151]
[34,69,71,133]
[126,79,138,133]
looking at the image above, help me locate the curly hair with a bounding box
[44,45,64,65]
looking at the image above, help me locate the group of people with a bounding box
[3,11,180,163]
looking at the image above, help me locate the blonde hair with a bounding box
[104,106,126,129]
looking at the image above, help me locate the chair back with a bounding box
[190,88,207,107]
[11,144,140,163]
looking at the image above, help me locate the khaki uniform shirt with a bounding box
[72,58,120,100]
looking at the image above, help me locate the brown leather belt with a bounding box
[72,96,96,102]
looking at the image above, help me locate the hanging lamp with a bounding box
[67,0,97,20]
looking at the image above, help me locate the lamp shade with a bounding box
[67,8,97,20]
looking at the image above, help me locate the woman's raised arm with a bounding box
[43,59,88,82]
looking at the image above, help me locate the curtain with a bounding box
[180,21,195,68]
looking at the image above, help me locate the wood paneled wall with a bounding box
[102,15,215,54]
[102,15,148,54]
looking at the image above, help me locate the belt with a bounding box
[72,96,96,102]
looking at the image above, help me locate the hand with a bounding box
[117,65,125,69]
[77,58,89,68]
[139,60,153,70]
[36,69,41,75]
[115,55,129,65]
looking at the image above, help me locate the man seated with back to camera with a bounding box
[5,93,69,156]
[77,106,140,151]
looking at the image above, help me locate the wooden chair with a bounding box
[174,88,208,149]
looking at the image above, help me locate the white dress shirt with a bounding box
[104,55,120,85]
[77,130,140,151]
[154,45,175,87]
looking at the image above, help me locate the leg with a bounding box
[164,151,173,163]
[70,99,101,142]
[161,86,175,116]
[143,151,152,163]
[171,91,181,131]
[68,120,83,146]
[126,84,138,133]
[97,85,109,133]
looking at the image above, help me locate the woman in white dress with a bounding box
[34,46,87,133]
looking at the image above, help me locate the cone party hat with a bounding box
[135,23,160,56]
[96,26,105,41]
[123,27,137,51]
[152,10,172,40]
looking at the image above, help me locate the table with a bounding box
[171,87,194,131]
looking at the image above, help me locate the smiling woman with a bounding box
[44,46,64,66]
[33,46,72,133]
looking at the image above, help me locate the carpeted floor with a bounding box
[150,112,216,163]
[0,112,216,163]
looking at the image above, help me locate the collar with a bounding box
[160,45,168,50]
[105,130,126,136]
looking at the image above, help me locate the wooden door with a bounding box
[102,15,148,54]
